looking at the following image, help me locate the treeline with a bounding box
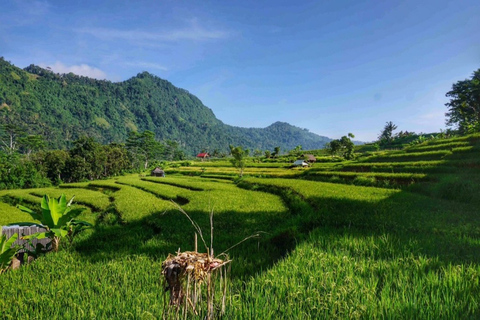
[0,129,185,190]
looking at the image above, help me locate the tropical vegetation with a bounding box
[0,58,331,154]
[0,63,479,318]
[0,131,479,318]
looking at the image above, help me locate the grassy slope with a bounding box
[0,134,480,318]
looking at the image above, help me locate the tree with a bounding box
[445,69,480,134]
[378,121,398,145]
[0,124,25,155]
[70,136,105,180]
[325,140,342,157]
[253,149,262,162]
[229,145,249,177]
[289,145,302,157]
[19,134,46,158]
[326,133,355,160]
[339,135,355,160]
[126,130,164,170]
[103,143,130,177]
[272,146,281,158]
[41,150,69,184]
[163,140,185,161]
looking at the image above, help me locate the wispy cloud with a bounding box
[124,61,168,71]
[412,110,445,126]
[24,0,52,16]
[3,0,52,27]
[39,61,107,79]
[75,20,228,43]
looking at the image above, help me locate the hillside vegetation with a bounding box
[0,133,479,318]
[0,58,330,154]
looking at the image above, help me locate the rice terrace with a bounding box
[1,133,480,318]
[2,1,480,318]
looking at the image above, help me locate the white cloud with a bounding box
[76,20,228,43]
[40,61,107,79]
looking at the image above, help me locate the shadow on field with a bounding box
[74,175,480,281]
[239,178,480,265]
[73,136,480,278]
[74,205,297,279]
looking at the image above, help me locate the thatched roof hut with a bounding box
[302,154,317,163]
[151,167,165,177]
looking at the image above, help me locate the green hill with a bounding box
[0,58,330,154]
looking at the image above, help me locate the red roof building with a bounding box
[196,152,210,161]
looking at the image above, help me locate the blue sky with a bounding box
[1,0,479,141]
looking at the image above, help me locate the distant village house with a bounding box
[293,160,309,167]
[196,152,210,161]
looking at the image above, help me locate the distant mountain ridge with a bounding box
[0,58,331,154]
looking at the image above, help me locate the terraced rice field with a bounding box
[0,133,479,318]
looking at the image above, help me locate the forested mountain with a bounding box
[0,58,331,154]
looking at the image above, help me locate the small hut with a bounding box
[151,167,165,177]
[196,152,210,161]
[302,154,317,163]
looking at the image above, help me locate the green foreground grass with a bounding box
[1,134,480,318]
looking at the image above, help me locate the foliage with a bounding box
[0,152,51,190]
[288,145,302,157]
[18,134,45,157]
[0,114,479,317]
[126,130,163,170]
[363,150,451,162]
[15,194,89,251]
[272,146,281,157]
[378,121,398,145]
[0,138,479,317]
[0,233,19,273]
[229,145,250,177]
[445,69,480,134]
[0,59,331,154]
[0,123,24,155]
[325,133,356,159]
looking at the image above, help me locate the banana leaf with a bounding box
[0,233,19,269]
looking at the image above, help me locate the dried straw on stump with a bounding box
[162,249,230,318]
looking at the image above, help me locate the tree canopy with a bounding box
[229,145,249,177]
[325,133,355,160]
[378,121,398,145]
[445,69,480,134]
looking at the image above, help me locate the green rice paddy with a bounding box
[1,133,480,318]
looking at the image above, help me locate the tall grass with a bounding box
[226,228,480,319]
[0,201,34,226]
[363,150,451,162]
[406,141,470,152]
[1,135,480,318]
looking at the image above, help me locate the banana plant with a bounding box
[0,233,19,274]
[15,194,90,251]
